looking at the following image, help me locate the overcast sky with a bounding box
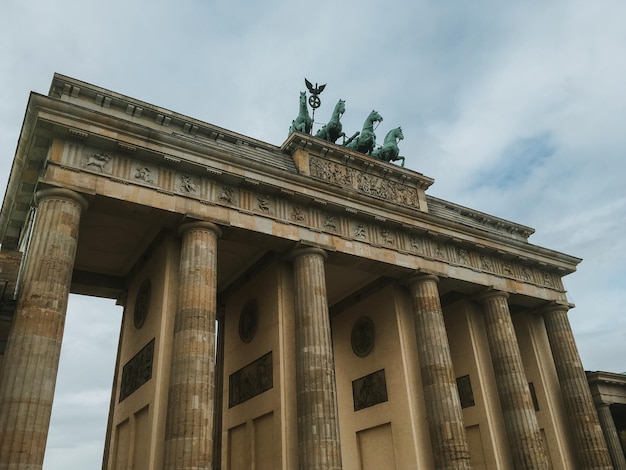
[1,1,625,468]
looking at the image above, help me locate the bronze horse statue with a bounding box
[371,127,405,167]
[288,91,313,135]
[315,99,346,143]
[344,110,383,155]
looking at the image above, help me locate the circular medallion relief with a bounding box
[134,279,151,329]
[239,299,258,343]
[351,316,376,357]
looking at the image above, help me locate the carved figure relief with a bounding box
[257,195,271,213]
[309,156,420,209]
[458,249,470,265]
[292,206,306,222]
[179,174,197,193]
[352,369,388,411]
[409,235,421,251]
[324,214,337,231]
[503,261,514,276]
[354,223,367,240]
[480,254,493,271]
[85,152,111,172]
[351,316,376,357]
[381,229,394,245]
[521,267,532,282]
[135,166,155,184]
[434,244,445,259]
[218,185,235,204]
[119,339,154,402]
[543,273,554,287]
[229,352,273,408]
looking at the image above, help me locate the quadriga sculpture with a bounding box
[315,99,346,144]
[288,91,313,135]
[344,110,383,155]
[371,127,405,167]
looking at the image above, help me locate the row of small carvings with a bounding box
[62,150,562,290]
[66,142,423,212]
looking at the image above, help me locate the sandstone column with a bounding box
[0,188,88,470]
[290,247,342,470]
[406,274,471,469]
[477,290,549,469]
[164,221,221,470]
[542,303,613,469]
[596,404,626,469]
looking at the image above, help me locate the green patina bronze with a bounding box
[372,126,405,167]
[288,91,313,135]
[315,99,346,144]
[344,110,383,155]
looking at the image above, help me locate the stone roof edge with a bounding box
[426,195,535,239]
[49,73,279,152]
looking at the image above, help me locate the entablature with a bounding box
[1,76,582,302]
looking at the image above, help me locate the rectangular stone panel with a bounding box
[357,422,396,470]
[466,425,487,469]
[133,405,150,470]
[119,338,154,402]
[228,423,249,470]
[114,419,130,469]
[228,351,273,408]
[254,412,275,470]
[352,369,388,411]
[457,374,475,408]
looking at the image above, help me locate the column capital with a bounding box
[34,187,89,212]
[289,246,327,261]
[540,301,573,315]
[474,288,509,303]
[405,272,439,287]
[178,220,222,238]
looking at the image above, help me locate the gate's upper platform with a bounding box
[0,74,580,304]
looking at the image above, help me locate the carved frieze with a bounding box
[119,338,154,402]
[457,375,475,408]
[309,156,420,209]
[229,352,273,408]
[352,369,388,411]
[56,145,565,293]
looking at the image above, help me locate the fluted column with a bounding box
[596,404,626,469]
[0,188,88,470]
[477,290,549,469]
[290,247,342,470]
[406,274,471,469]
[542,303,613,469]
[164,221,221,470]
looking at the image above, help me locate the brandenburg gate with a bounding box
[0,74,615,469]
